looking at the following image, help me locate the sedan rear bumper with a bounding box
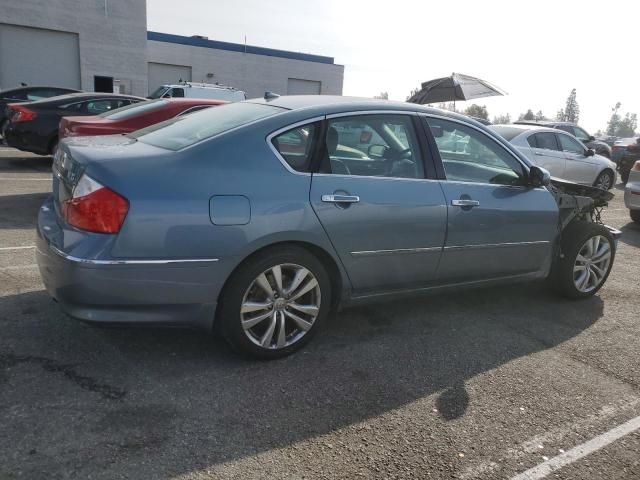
[36,199,225,330]
[624,181,640,210]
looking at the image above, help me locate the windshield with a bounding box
[130,102,282,151]
[148,86,169,99]
[99,99,167,120]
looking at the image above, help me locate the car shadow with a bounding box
[618,222,640,248]
[0,284,603,477]
[0,192,50,229]
[0,155,52,173]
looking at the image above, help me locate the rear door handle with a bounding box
[322,194,360,203]
[451,199,480,207]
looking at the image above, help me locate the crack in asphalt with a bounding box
[0,353,126,400]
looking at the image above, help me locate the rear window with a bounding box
[490,126,527,141]
[131,102,282,151]
[100,99,167,120]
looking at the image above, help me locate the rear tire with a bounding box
[217,246,331,359]
[631,210,640,224]
[551,221,615,299]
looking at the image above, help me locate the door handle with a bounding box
[535,152,545,156]
[451,199,480,207]
[322,194,360,204]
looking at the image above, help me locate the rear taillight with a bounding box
[10,105,37,123]
[62,174,129,234]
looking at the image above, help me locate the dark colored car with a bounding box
[59,98,226,140]
[0,86,80,141]
[4,92,144,155]
[514,121,612,158]
[611,137,638,166]
[617,138,640,183]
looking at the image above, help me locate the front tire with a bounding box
[552,222,615,299]
[594,170,614,190]
[217,246,331,359]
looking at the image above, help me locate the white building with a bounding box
[0,0,344,98]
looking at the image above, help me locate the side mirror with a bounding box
[588,135,596,142]
[585,148,595,157]
[529,166,551,187]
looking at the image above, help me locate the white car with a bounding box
[491,124,617,190]
[624,160,640,223]
[148,82,246,102]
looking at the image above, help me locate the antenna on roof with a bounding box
[264,91,280,101]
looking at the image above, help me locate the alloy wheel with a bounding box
[573,235,612,293]
[595,172,612,190]
[240,263,321,349]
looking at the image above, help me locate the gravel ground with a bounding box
[0,146,639,479]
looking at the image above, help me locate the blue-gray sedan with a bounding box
[36,96,619,358]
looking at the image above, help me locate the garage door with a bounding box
[147,63,192,94]
[287,78,322,95]
[0,24,80,91]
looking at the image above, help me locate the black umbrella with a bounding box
[407,72,506,105]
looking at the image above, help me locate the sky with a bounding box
[147,0,640,133]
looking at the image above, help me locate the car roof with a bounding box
[25,92,145,105]
[491,124,562,137]
[515,120,577,127]
[246,95,480,124]
[164,98,227,105]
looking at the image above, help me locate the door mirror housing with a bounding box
[529,166,551,187]
[585,148,595,157]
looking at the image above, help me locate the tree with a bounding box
[493,113,511,124]
[556,108,566,121]
[617,112,637,137]
[535,110,546,121]
[564,88,580,123]
[374,92,389,100]
[518,109,535,121]
[606,102,622,136]
[406,88,420,101]
[464,104,489,120]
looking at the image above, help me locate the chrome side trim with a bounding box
[48,245,219,265]
[444,240,550,251]
[351,246,442,257]
[266,115,325,176]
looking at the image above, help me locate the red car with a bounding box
[59,98,226,139]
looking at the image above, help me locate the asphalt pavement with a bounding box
[0,146,639,479]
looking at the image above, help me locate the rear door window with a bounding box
[272,123,319,172]
[531,132,561,151]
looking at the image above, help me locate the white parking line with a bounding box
[511,415,640,480]
[0,264,38,271]
[0,245,35,251]
[0,177,51,181]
